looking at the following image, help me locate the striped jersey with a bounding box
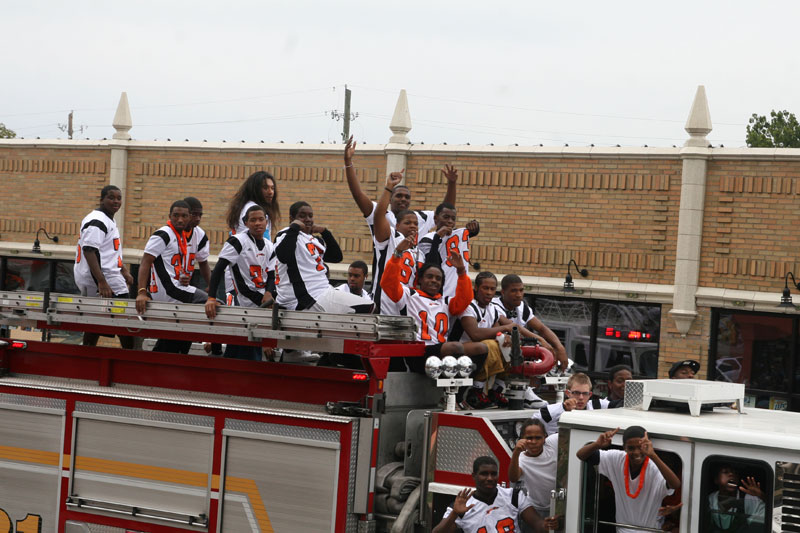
[145,225,199,303]
[184,226,210,277]
[380,255,472,345]
[450,299,501,343]
[336,282,371,300]
[227,201,272,294]
[218,233,275,307]
[372,231,424,315]
[274,225,336,311]
[73,209,126,294]
[417,227,471,298]
[492,296,536,329]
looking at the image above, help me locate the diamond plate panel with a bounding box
[357,520,376,533]
[0,392,65,411]
[74,401,214,428]
[436,426,497,473]
[225,418,339,442]
[623,380,644,408]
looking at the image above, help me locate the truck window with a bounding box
[700,456,771,533]
[581,445,682,532]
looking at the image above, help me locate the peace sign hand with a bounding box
[596,427,619,448]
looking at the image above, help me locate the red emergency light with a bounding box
[351,372,369,381]
[604,328,651,341]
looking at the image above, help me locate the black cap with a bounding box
[668,359,700,378]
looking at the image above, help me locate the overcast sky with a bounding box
[3,1,799,148]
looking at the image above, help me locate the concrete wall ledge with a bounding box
[695,287,799,314]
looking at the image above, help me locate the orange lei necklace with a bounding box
[624,455,649,499]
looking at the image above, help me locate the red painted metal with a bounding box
[432,470,474,487]
[435,413,512,484]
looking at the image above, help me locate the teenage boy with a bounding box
[577,426,681,533]
[533,373,609,434]
[205,205,275,360]
[343,136,458,284]
[182,197,211,289]
[337,260,372,300]
[491,274,569,372]
[135,200,208,354]
[417,202,480,298]
[433,456,556,533]
[669,359,700,379]
[74,185,134,348]
[707,464,765,531]
[450,271,517,409]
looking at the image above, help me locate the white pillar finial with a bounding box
[112,92,132,140]
[684,85,712,147]
[389,89,412,144]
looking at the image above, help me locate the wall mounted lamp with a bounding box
[778,271,799,309]
[31,228,59,253]
[563,259,589,292]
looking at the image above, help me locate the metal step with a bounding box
[0,290,417,344]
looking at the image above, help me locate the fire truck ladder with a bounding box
[0,290,417,352]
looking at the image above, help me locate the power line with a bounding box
[350,84,746,127]
[87,111,327,128]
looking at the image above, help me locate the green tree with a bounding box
[0,123,15,139]
[746,110,800,147]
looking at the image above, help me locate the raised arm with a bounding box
[577,428,619,461]
[442,164,458,206]
[374,171,404,243]
[641,433,681,490]
[432,488,474,533]
[380,234,415,303]
[344,137,373,217]
[316,226,343,263]
[447,252,472,316]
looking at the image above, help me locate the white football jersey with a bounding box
[227,201,273,294]
[274,226,333,311]
[145,225,199,303]
[492,296,536,329]
[372,231,423,315]
[418,227,471,298]
[364,201,436,241]
[184,226,210,278]
[450,300,500,343]
[74,209,127,295]
[218,233,275,308]
[442,486,533,533]
[336,282,371,300]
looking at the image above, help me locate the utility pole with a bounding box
[58,110,86,139]
[342,85,351,142]
[327,85,358,143]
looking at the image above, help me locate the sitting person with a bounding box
[337,260,372,301]
[380,235,484,373]
[433,456,556,533]
[577,426,681,533]
[707,464,765,532]
[274,201,372,314]
[533,373,609,434]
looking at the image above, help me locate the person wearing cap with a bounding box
[669,360,700,379]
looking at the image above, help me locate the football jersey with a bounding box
[492,296,536,329]
[336,282,371,300]
[533,397,610,435]
[227,201,272,294]
[74,209,127,295]
[442,486,533,533]
[598,450,674,533]
[372,231,423,315]
[364,201,436,241]
[218,233,275,308]
[449,300,501,343]
[274,225,333,311]
[418,227,471,298]
[381,256,472,345]
[184,226,210,278]
[145,225,199,303]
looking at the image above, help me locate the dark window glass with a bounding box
[6,258,51,292]
[700,455,771,533]
[54,260,80,294]
[595,303,660,377]
[715,312,792,394]
[532,297,592,373]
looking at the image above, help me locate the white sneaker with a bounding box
[282,350,320,364]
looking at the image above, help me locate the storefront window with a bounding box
[711,310,797,411]
[531,296,661,379]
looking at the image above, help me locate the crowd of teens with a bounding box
[73,141,765,532]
